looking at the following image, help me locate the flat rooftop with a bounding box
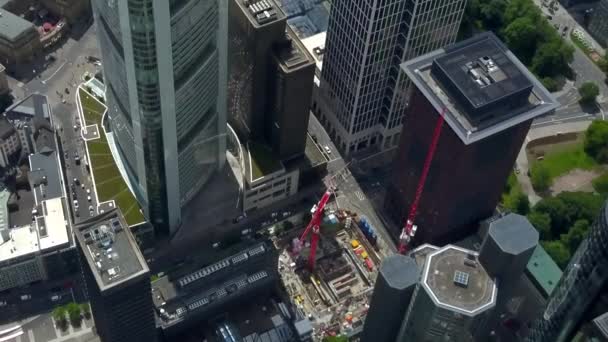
[274,27,315,72]
[300,31,325,71]
[0,197,69,263]
[152,242,275,328]
[421,245,496,315]
[402,32,559,145]
[525,245,562,298]
[237,0,286,27]
[74,210,148,291]
[0,10,35,42]
[29,147,63,201]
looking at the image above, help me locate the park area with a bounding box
[505,121,608,269]
[79,88,145,226]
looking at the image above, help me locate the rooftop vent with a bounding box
[453,270,470,288]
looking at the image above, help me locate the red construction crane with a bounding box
[398,107,447,254]
[299,190,332,270]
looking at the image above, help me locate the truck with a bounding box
[365,258,374,271]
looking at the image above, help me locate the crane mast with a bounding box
[299,190,332,270]
[398,108,447,254]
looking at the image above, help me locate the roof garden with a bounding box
[247,141,283,181]
[78,89,145,226]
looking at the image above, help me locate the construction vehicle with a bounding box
[398,107,447,254]
[351,240,360,248]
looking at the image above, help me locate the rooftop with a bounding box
[422,245,497,315]
[274,27,315,72]
[247,141,284,182]
[29,147,63,201]
[237,0,286,27]
[525,245,562,298]
[402,32,559,145]
[487,213,539,255]
[300,31,325,71]
[152,242,275,327]
[593,312,608,338]
[409,244,439,268]
[0,197,69,263]
[74,210,148,291]
[379,254,419,290]
[0,10,35,42]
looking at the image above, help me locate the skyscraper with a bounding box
[385,32,558,245]
[92,0,228,235]
[316,0,466,156]
[588,0,608,47]
[526,201,608,342]
[75,210,157,342]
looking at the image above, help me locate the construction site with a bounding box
[270,187,384,340]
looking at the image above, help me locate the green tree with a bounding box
[560,219,589,254]
[504,0,541,24]
[66,302,82,326]
[541,240,571,269]
[514,193,531,215]
[323,336,348,342]
[458,0,481,40]
[532,38,574,78]
[584,120,608,162]
[592,172,608,194]
[479,0,507,31]
[541,77,559,92]
[578,81,600,104]
[528,211,553,240]
[52,306,67,325]
[598,56,608,74]
[503,16,542,64]
[80,302,91,319]
[534,196,568,235]
[531,163,551,192]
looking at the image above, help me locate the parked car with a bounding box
[20,294,31,301]
[87,196,92,202]
[324,146,331,154]
[50,294,61,302]
[0,301,7,307]
[73,200,79,209]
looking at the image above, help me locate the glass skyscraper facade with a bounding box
[92,0,227,235]
[318,0,466,156]
[526,202,608,342]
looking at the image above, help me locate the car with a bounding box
[87,195,92,202]
[241,228,252,235]
[74,125,78,131]
[212,242,220,249]
[81,183,85,189]
[94,61,102,67]
[311,134,318,142]
[20,294,31,301]
[50,294,61,302]
[0,301,6,307]
[73,200,79,209]
[86,189,91,195]
[324,146,331,154]
[73,178,79,185]
[89,205,94,212]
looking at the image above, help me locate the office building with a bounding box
[361,254,419,342]
[0,11,41,70]
[315,0,466,156]
[75,210,157,342]
[588,0,608,47]
[526,201,608,342]
[384,32,558,245]
[151,241,278,338]
[92,0,228,235]
[227,0,320,212]
[591,312,608,341]
[398,245,497,341]
[0,95,77,292]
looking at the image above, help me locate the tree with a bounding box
[504,0,541,24]
[479,0,507,32]
[592,172,608,194]
[541,240,571,269]
[541,77,559,92]
[578,81,600,105]
[323,336,348,342]
[503,16,542,64]
[532,38,574,78]
[66,302,82,326]
[534,196,569,235]
[528,211,552,240]
[531,163,551,192]
[514,193,531,215]
[560,219,589,253]
[584,120,608,162]
[52,306,67,323]
[80,302,91,319]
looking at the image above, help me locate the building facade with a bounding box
[92,0,228,235]
[588,0,608,48]
[385,33,558,245]
[316,0,466,156]
[526,201,608,342]
[75,210,157,342]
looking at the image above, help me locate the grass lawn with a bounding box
[80,89,105,126]
[79,88,145,226]
[530,142,598,185]
[248,141,282,180]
